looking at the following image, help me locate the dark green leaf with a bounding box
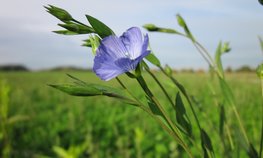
[219,105,225,136]
[146,96,162,116]
[49,84,102,96]
[45,5,73,22]
[176,14,195,41]
[259,0,263,5]
[86,15,114,38]
[58,23,95,34]
[174,92,192,137]
[201,129,214,154]
[145,53,161,67]
[135,62,142,77]
[248,143,259,158]
[53,30,79,35]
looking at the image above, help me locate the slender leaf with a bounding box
[201,129,214,156]
[146,96,162,116]
[49,84,102,96]
[58,23,95,34]
[145,53,161,67]
[86,15,114,38]
[53,30,79,35]
[219,105,225,136]
[174,92,192,137]
[176,14,195,41]
[248,143,259,158]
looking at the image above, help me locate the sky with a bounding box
[0,0,262,70]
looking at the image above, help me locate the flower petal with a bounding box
[121,27,145,59]
[114,58,138,72]
[99,35,128,59]
[93,47,125,81]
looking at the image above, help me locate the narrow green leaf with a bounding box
[53,30,79,35]
[58,23,95,34]
[86,15,114,38]
[145,53,161,67]
[201,129,214,155]
[219,105,225,136]
[176,14,195,41]
[248,143,259,158]
[174,92,192,137]
[146,96,162,116]
[49,84,102,96]
[66,74,87,86]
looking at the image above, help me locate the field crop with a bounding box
[0,71,261,158]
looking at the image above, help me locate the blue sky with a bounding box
[0,0,262,70]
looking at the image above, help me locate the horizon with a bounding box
[0,1,262,70]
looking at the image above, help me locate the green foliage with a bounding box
[215,41,231,78]
[176,14,195,41]
[256,64,263,79]
[57,23,95,34]
[145,53,161,67]
[86,15,115,38]
[0,71,260,157]
[174,93,192,137]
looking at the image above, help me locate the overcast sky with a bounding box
[0,0,262,70]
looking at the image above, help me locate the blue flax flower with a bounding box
[93,27,150,81]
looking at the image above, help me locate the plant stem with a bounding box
[145,68,174,107]
[159,66,202,130]
[115,77,194,157]
[259,79,263,158]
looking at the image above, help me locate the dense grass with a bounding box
[0,71,261,158]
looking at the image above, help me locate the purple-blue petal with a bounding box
[99,35,128,59]
[93,27,150,81]
[121,27,144,59]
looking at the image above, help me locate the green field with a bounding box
[0,71,261,158]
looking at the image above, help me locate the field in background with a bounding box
[0,71,261,158]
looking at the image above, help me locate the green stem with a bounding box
[72,19,89,27]
[259,79,263,158]
[159,66,202,130]
[145,68,174,107]
[135,75,194,157]
[179,32,250,147]
[116,77,194,157]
